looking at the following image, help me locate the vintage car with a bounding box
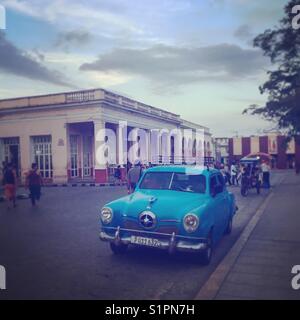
[99,166,237,265]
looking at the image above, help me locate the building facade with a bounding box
[214,137,229,165]
[0,89,212,184]
[228,133,300,169]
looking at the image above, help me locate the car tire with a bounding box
[110,242,128,254]
[225,215,233,235]
[200,230,213,265]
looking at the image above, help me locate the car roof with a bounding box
[145,165,219,176]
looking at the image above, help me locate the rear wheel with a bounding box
[200,230,213,265]
[110,242,128,254]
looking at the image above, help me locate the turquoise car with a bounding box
[99,166,237,265]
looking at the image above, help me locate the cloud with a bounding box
[79,43,268,91]
[3,0,140,34]
[234,24,254,41]
[0,31,73,87]
[55,30,93,50]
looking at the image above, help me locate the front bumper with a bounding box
[100,226,208,254]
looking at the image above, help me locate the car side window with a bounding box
[217,174,225,192]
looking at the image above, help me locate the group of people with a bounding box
[122,159,273,194]
[220,161,271,189]
[1,162,43,209]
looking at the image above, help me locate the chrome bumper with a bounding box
[100,226,208,254]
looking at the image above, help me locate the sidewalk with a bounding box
[215,171,300,299]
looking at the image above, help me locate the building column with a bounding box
[128,128,139,164]
[94,120,108,183]
[195,129,205,165]
[19,135,31,184]
[150,129,160,164]
[52,121,68,184]
[116,121,127,181]
[161,130,170,164]
[147,129,151,165]
[116,121,127,166]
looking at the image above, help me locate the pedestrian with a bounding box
[224,164,231,185]
[127,160,143,194]
[114,165,122,185]
[2,162,17,209]
[230,162,238,186]
[237,164,244,185]
[235,164,241,186]
[261,161,271,188]
[26,163,43,206]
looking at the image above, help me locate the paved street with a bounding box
[0,171,291,299]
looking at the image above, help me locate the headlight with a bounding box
[183,213,199,233]
[100,207,113,224]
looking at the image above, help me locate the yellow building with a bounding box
[0,89,212,184]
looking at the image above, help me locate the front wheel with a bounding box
[200,231,213,265]
[110,242,128,254]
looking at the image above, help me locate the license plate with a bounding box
[130,235,162,248]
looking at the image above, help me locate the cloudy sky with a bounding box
[0,0,289,136]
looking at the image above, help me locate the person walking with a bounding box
[261,161,271,188]
[114,165,122,185]
[3,162,17,209]
[127,160,143,194]
[224,164,231,185]
[26,163,43,206]
[230,162,238,186]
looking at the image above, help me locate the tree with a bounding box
[244,0,300,138]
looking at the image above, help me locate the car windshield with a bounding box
[139,172,206,193]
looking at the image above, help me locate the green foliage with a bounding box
[244,0,300,137]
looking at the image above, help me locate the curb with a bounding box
[194,191,274,300]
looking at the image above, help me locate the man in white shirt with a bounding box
[230,162,237,185]
[261,161,271,188]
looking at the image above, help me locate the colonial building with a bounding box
[228,133,300,169]
[214,137,229,165]
[0,89,212,184]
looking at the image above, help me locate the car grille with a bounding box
[123,220,179,235]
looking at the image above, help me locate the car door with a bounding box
[216,173,230,231]
[209,174,224,241]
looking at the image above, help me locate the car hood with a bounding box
[110,189,209,220]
